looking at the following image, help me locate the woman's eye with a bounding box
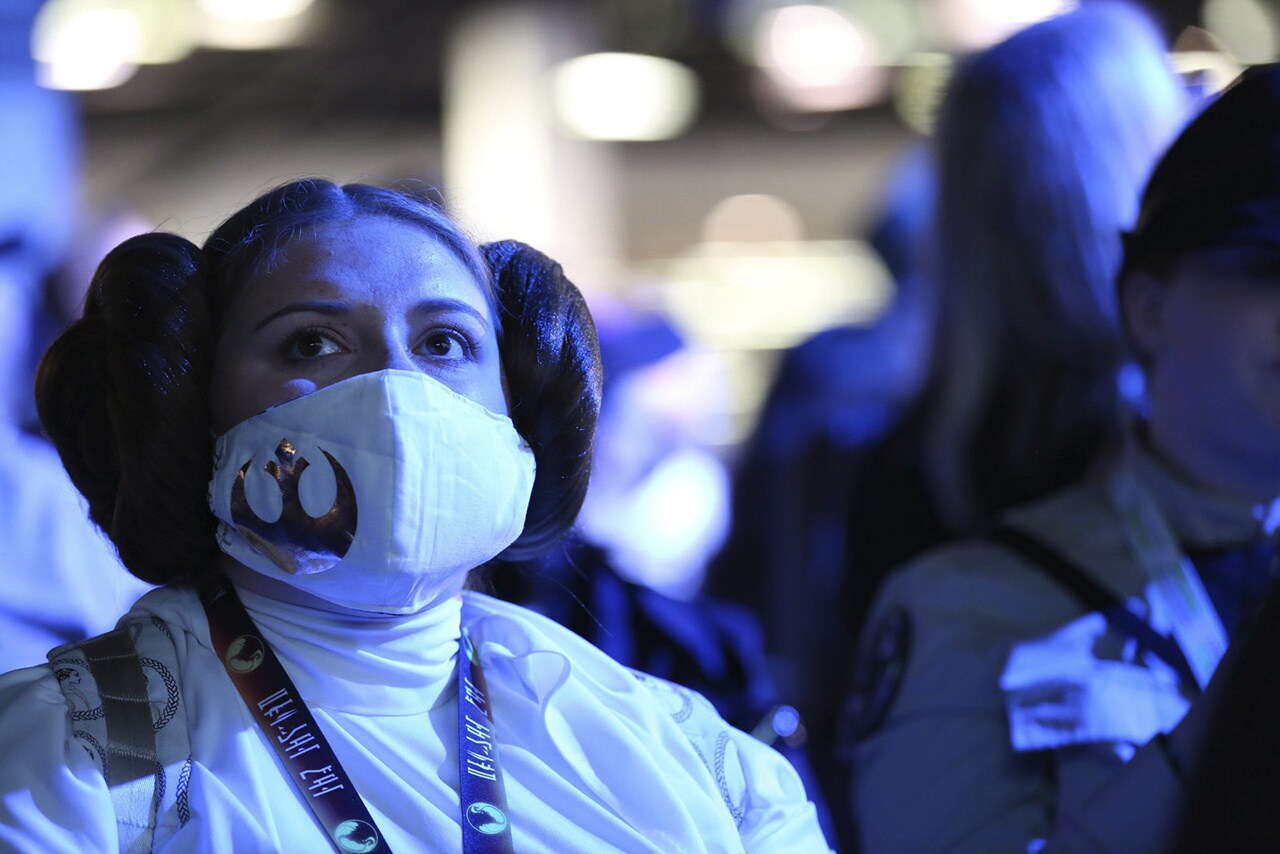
[286,330,342,360]
[420,330,467,359]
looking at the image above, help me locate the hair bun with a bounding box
[37,232,218,583]
[483,240,602,560]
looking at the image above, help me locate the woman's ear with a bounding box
[1120,269,1170,367]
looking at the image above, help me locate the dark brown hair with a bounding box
[921,1,1182,529]
[484,240,601,559]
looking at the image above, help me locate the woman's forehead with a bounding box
[241,215,491,312]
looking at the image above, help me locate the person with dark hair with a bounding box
[0,179,827,851]
[701,147,938,854]
[912,1,1185,537]
[710,323,937,852]
[734,9,1183,836]
[850,53,1280,854]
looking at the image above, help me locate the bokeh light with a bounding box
[919,0,1078,51]
[1171,26,1244,97]
[701,194,804,244]
[197,0,315,23]
[125,0,197,64]
[33,0,141,91]
[1202,0,1280,64]
[197,0,316,49]
[753,4,889,112]
[892,52,953,135]
[552,52,700,142]
[757,5,872,88]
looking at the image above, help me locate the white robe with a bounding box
[0,584,828,852]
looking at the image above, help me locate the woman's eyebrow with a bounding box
[253,300,352,331]
[411,298,491,328]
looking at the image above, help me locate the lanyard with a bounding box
[201,581,515,853]
[1107,467,1229,690]
[458,626,514,852]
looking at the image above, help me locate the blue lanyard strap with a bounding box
[458,628,515,852]
[201,580,514,853]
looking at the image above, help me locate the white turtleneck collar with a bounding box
[233,584,462,716]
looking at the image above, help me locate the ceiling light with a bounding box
[920,0,1077,51]
[130,0,198,64]
[32,0,141,91]
[197,0,314,23]
[753,5,889,111]
[701,194,804,244]
[662,240,893,351]
[552,52,699,142]
[756,5,870,88]
[196,0,316,48]
[1202,0,1279,64]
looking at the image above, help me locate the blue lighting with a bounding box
[771,705,800,739]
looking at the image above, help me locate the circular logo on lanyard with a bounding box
[466,802,509,835]
[334,819,380,852]
[224,635,265,673]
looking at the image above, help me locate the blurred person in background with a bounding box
[486,303,776,730]
[1125,62,1280,853]
[908,2,1185,540]
[43,206,153,330]
[706,143,936,850]
[569,302,732,603]
[0,75,149,670]
[487,302,838,845]
[845,13,1280,854]
[705,150,937,846]
[707,322,934,849]
[24,206,153,434]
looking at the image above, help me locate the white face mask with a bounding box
[208,369,536,614]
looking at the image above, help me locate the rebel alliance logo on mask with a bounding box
[230,438,358,575]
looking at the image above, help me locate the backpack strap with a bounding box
[989,523,1199,691]
[60,627,161,853]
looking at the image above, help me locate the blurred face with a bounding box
[1126,255,1280,497]
[210,215,506,433]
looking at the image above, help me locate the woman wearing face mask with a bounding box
[0,179,828,852]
